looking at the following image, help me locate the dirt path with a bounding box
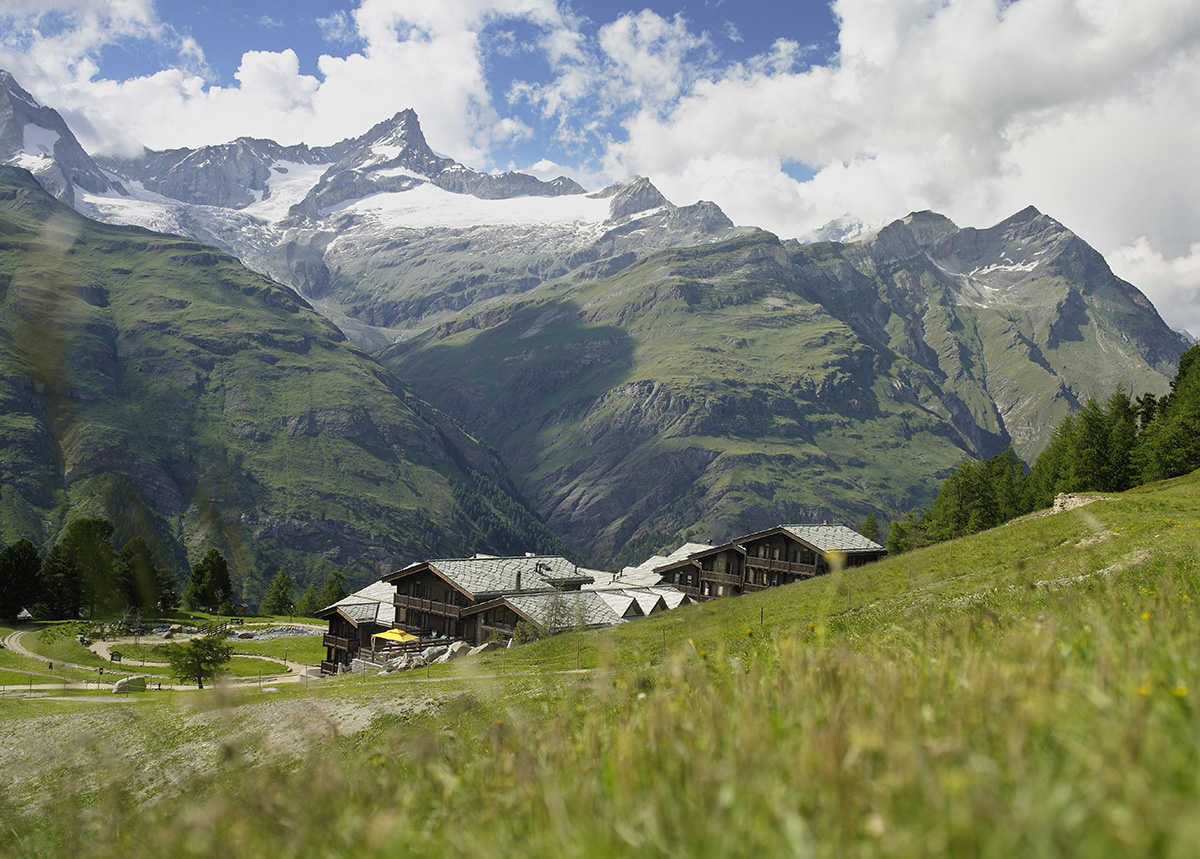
[2,626,318,692]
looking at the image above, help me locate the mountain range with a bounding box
[0,68,1189,583]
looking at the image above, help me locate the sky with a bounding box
[1,0,1199,336]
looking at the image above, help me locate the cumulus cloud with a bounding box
[0,0,572,163]
[1,0,1198,332]
[601,0,1200,333]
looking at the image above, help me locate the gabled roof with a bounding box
[485,590,629,631]
[384,555,598,598]
[595,591,643,619]
[317,579,397,627]
[773,525,885,554]
[598,541,714,588]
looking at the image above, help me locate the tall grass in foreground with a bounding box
[8,532,1199,858]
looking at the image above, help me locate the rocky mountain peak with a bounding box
[603,176,670,221]
[0,69,40,109]
[900,210,959,251]
[0,68,124,204]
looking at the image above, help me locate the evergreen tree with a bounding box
[1026,412,1079,508]
[39,543,81,619]
[294,585,321,618]
[156,567,180,612]
[186,548,233,612]
[0,539,41,620]
[182,559,208,612]
[1105,386,1137,492]
[1073,397,1111,491]
[859,513,879,543]
[317,570,347,609]
[114,536,158,612]
[60,518,117,616]
[260,568,295,616]
[1137,345,1200,483]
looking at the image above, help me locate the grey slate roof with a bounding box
[391,555,600,598]
[598,541,714,588]
[777,525,885,554]
[319,579,397,627]
[503,590,630,631]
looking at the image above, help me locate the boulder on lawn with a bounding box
[423,645,449,663]
[468,641,503,656]
[446,641,472,659]
[112,676,147,694]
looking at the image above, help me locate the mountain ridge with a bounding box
[0,165,570,595]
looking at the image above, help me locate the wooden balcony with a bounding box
[396,594,464,618]
[320,660,340,675]
[699,570,743,586]
[744,556,819,577]
[742,582,769,593]
[323,633,351,650]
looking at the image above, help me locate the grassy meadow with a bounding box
[3,472,1200,856]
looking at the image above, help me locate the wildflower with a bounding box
[1173,685,1188,698]
[1138,684,1150,696]
[1141,611,1152,620]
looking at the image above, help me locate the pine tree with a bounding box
[186,548,233,612]
[1137,345,1200,483]
[294,585,320,618]
[156,566,180,612]
[0,539,41,620]
[859,513,879,543]
[114,536,158,612]
[60,518,116,616]
[39,543,81,619]
[316,570,347,610]
[260,568,295,616]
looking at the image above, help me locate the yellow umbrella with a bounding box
[372,629,417,642]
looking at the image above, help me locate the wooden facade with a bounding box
[391,568,477,641]
[655,525,885,600]
[383,556,597,646]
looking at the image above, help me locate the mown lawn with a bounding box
[3,472,1200,857]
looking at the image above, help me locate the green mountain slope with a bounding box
[5,471,1200,857]
[382,212,1185,565]
[0,167,565,596]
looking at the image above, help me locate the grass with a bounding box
[3,471,1200,856]
[227,635,326,665]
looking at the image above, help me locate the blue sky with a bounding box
[1,0,1199,335]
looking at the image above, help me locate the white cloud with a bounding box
[1110,239,1200,339]
[599,0,1200,333]
[1,0,1198,332]
[316,11,357,45]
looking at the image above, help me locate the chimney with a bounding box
[516,570,522,591]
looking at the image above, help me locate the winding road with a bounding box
[1,625,320,693]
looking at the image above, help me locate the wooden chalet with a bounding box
[383,555,599,645]
[316,580,400,674]
[654,524,886,599]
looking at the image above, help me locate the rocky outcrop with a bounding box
[0,70,125,205]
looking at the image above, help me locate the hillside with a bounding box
[2,469,1198,856]
[382,217,1186,564]
[0,166,566,595]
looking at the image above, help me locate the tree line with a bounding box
[887,344,1200,554]
[0,517,346,620]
